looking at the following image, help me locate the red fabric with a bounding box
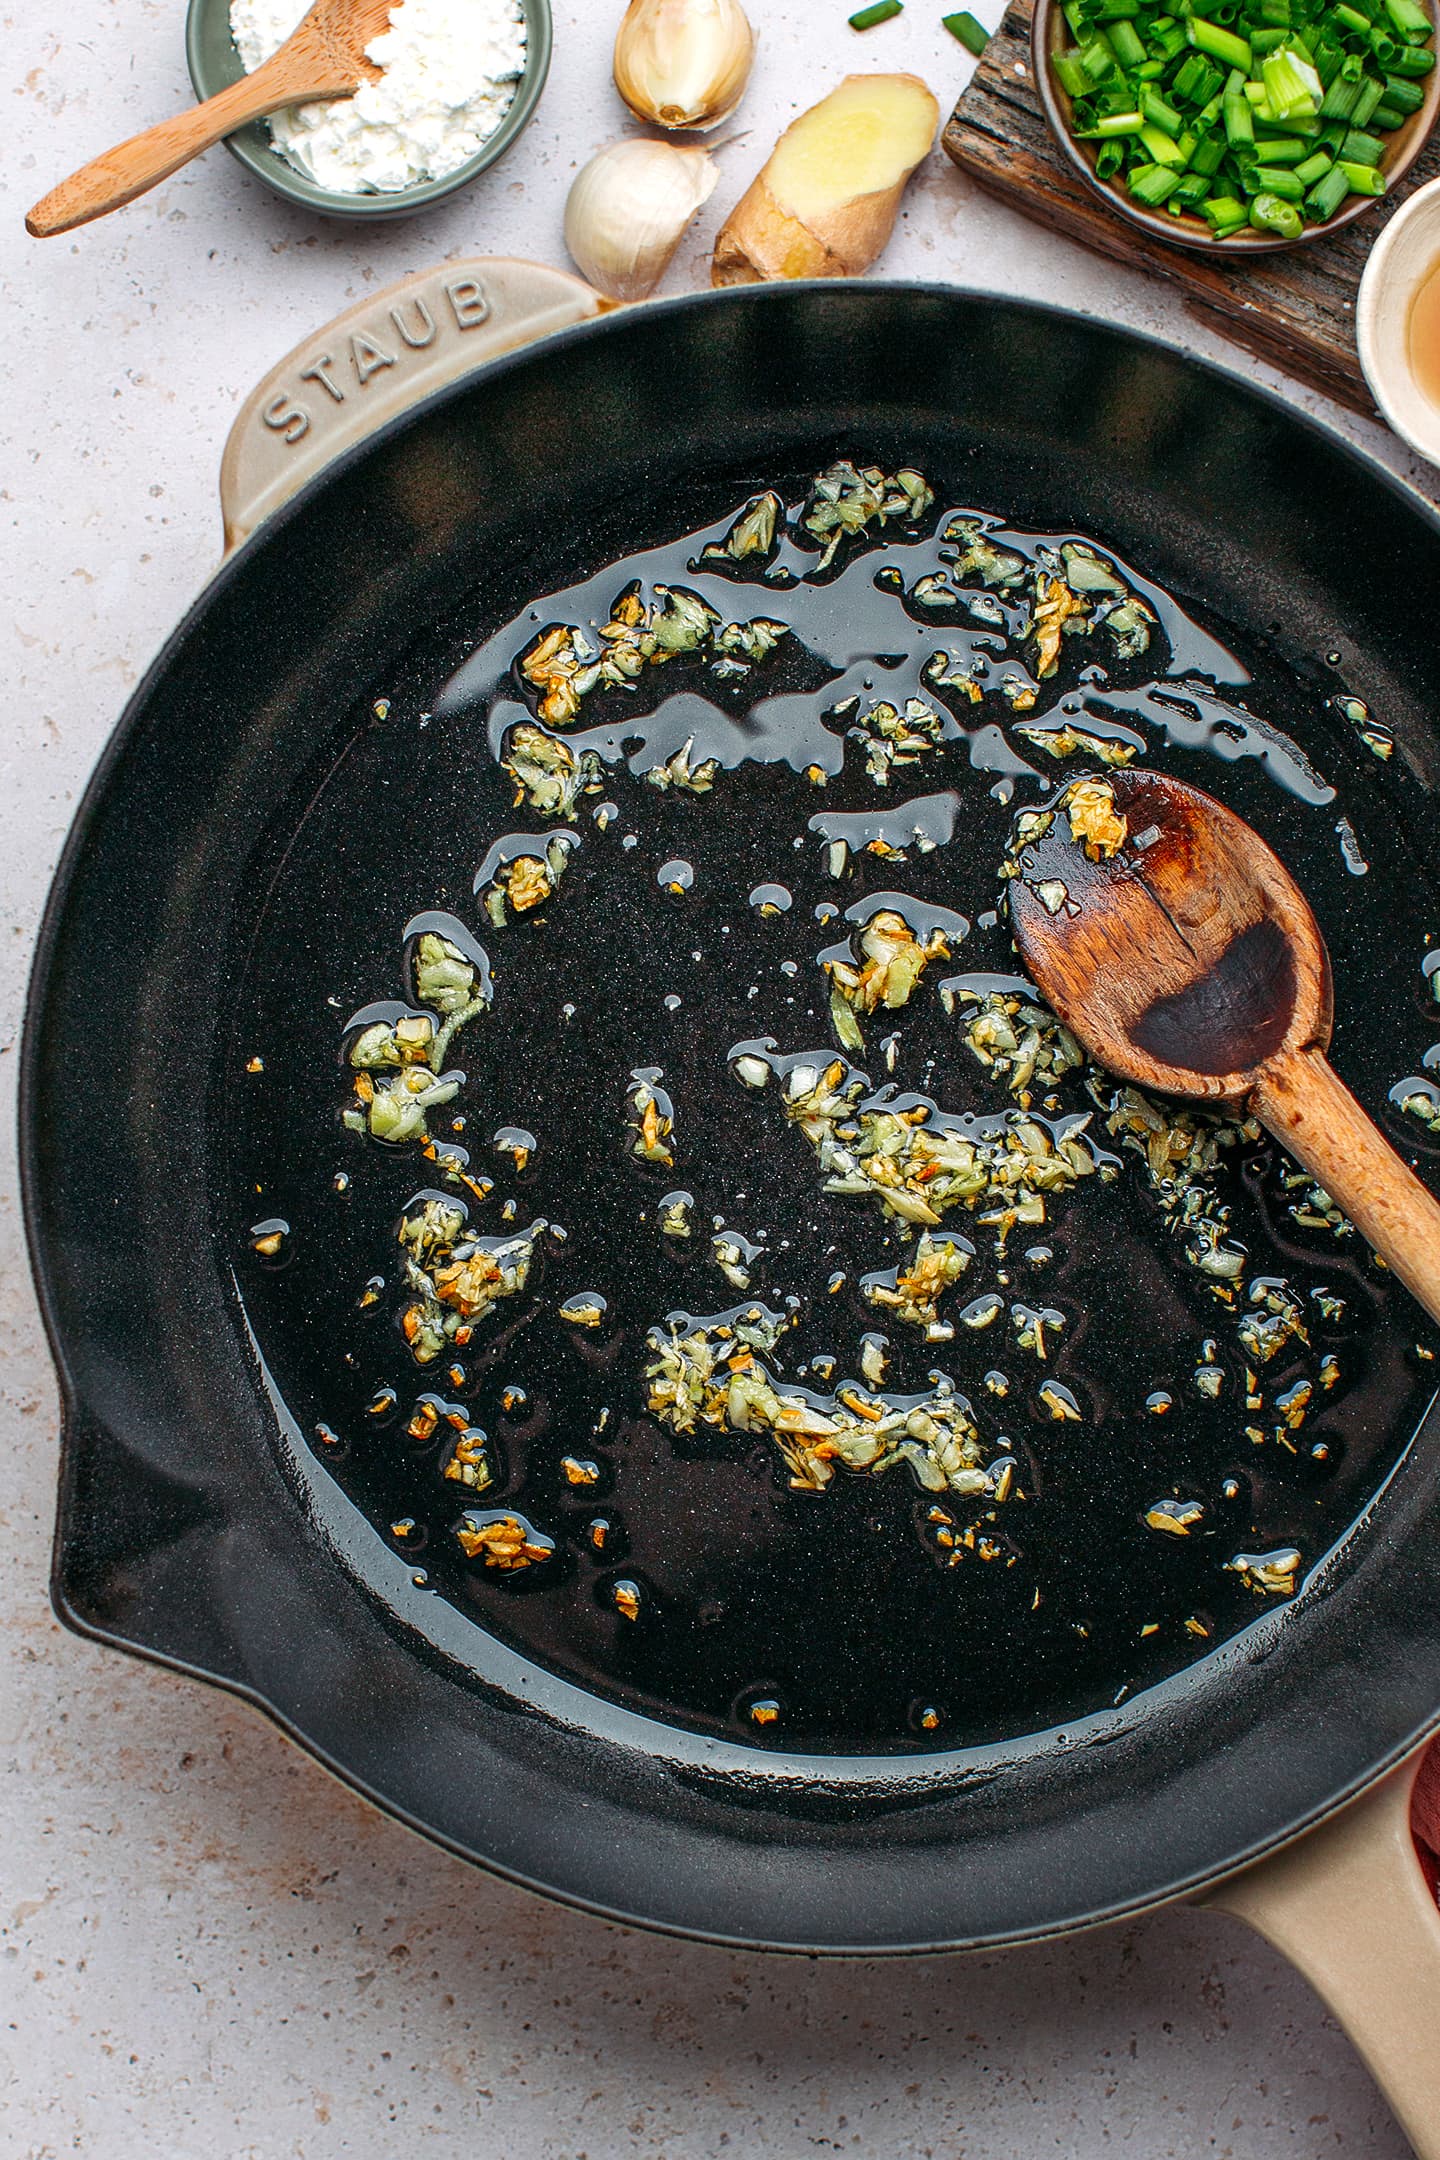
[1412,1737,1440,1904]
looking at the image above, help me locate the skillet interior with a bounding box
[23,283,1440,1950]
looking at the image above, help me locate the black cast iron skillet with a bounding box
[21,265,1440,2147]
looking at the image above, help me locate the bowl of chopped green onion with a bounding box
[1035,0,1440,248]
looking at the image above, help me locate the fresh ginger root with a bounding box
[712,73,939,286]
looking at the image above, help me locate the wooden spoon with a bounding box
[1008,767,1440,1327]
[25,0,400,239]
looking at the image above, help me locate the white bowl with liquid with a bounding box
[1358,176,1440,466]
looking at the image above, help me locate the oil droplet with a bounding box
[501,1383,529,1415]
[664,992,682,1013]
[749,883,793,916]
[359,1274,385,1309]
[558,1293,608,1327]
[315,1422,341,1449]
[1335,816,1369,876]
[658,858,695,894]
[366,1387,398,1418]
[1144,1497,1204,1535]
[333,1171,350,1194]
[250,1217,289,1260]
[911,1700,944,1734]
[455,1509,556,1568]
[613,1578,643,1621]
[1146,1390,1174,1415]
[245,1055,265,1074]
[588,1516,612,1552]
[493,1125,536,1170]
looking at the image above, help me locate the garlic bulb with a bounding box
[564,138,718,303]
[613,0,756,132]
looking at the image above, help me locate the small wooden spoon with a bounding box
[1008,768,1440,1327]
[25,0,400,239]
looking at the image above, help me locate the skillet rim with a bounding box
[21,278,1440,1953]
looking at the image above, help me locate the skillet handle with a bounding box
[1201,1744,1440,2160]
[219,257,612,553]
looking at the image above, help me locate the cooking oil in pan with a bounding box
[223,467,1440,1756]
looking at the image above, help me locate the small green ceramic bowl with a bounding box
[186,0,553,220]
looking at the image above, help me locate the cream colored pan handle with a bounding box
[219,257,611,553]
[1203,1744,1440,2159]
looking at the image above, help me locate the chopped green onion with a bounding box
[1319,69,1363,116]
[1252,133,1308,158]
[1263,43,1324,118]
[1382,71,1427,105]
[1340,124,1387,159]
[1173,53,1224,100]
[1201,190,1250,223]
[1140,120,1188,160]
[1189,18,1254,70]
[1053,48,1092,95]
[1388,41,1437,73]
[1249,162,1307,193]
[1109,19,1147,66]
[1351,74,1387,121]
[1339,156,1388,188]
[1385,0,1432,39]
[1250,190,1305,233]
[1141,84,1185,131]
[943,9,991,53]
[1128,161,1184,202]
[1371,97,1408,122]
[1190,131,1230,172]
[1080,107,1147,133]
[1307,162,1353,214]
[848,0,902,25]
[1250,26,1292,57]
[1293,147,1336,181]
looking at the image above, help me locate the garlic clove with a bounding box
[564,137,719,303]
[614,0,756,133]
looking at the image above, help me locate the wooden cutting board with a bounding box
[942,0,1440,414]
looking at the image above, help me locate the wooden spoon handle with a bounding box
[25,51,360,239]
[1253,1045,1440,1329]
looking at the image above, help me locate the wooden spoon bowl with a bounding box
[1009,768,1440,1326]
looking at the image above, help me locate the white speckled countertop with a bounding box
[2,3,1433,2153]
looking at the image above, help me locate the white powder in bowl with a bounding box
[229,0,529,195]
